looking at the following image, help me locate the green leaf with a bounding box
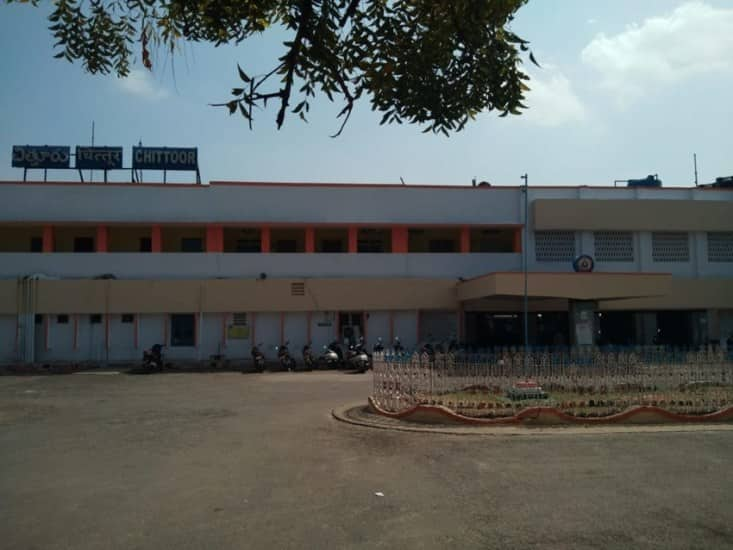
[237,64,251,83]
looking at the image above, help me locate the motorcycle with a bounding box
[392,336,406,357]
[302,342,315,371]
[250,342,266,372]
[347,337,370,372]
[318,341,341,369]
[141,344,164,372]
[276,341,296,372]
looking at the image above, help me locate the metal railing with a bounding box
[372,347,733,417]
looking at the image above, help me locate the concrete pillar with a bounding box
[261,227,271,253]
[151,225,162,253]
[459,226,470,253]
[513,228,522,253]
[42,225,54,253]
[305,227,315,253]
[579,231,593,257]
[96,226,108,252]
[206,224,223,252]
[391,226,408,253]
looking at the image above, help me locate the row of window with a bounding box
[535,231,733,263]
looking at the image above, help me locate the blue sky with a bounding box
[1,1,731,186]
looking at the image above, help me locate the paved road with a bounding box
[1,371,732,550]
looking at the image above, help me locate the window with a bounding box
[535,231,576,262]
[74,237,95,253]
[275,239,297,252]
[594,231,634,262]
[232,313,248,326]
[34,314,43,325]
[358,239,385,252]
[321,239,343,252]
[90,314,102,324]
[170,314,195,346]
[30,237,43,252]
[707,232,733,262]
[139,237,152,252]
[57,314,69,324]
[428,239,456,253]
[235,239,261,252]
[471,229,516,253]
[121,314,134,323]
[291,282,305,296]
[181,238,203,252]
[652,232,689,262]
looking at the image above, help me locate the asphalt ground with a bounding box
[1,371,732,550]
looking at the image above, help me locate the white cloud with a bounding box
[117,69,169,100]
[520,66,587,127]
[587,18,598,25]
[581,2,733,104]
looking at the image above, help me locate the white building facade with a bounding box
[0,180,731,364]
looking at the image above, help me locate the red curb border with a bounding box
[367,397,733,426]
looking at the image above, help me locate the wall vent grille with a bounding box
[534,231,576,262]
[594,231,634,262]
[652,232,689,262]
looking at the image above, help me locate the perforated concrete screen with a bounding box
[594,231,634,262]
[534,231,576,262]
[707,232,733,263]
[652,232,689,262]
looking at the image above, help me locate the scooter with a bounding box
[250,342,266,372]
[302,342,315,371]
[276,341,296,371]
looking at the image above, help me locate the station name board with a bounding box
[76,146,123,170]
[12,146,70,169]
[132,147,198,171]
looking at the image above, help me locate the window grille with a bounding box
[652,232,689,262]
[535,231,576,262]
[707,232,733,262]
[594,231,634,262]
[291,282,305,296]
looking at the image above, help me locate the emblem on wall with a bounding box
[573,254,595,273]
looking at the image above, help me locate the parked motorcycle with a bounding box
[302,342,315,371]
[276,341,296,371]
[250,342,266,372]
[318,341,341,369]
[347,337,370,372]
[392,336,405,356]
[141,343,164,372]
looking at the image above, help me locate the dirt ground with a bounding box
[1,371,732,550]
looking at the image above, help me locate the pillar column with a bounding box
[151,225,162,253]
[305,227,315,253]
[391,226,408,253]
[42,225,54,253]
[513,228,522,253]
[460,226,470,253]
[348,226,358,253]
[261,227,271,253]
[96,225,108,252]
[206,224,223,252]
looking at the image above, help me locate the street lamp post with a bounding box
[521,174,529,371]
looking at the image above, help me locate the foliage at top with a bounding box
[8,0,537,136]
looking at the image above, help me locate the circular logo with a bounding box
[573,254,595,273]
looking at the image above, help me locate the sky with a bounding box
[0,0,732,187]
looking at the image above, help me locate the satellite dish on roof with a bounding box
[477,181,491,187]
